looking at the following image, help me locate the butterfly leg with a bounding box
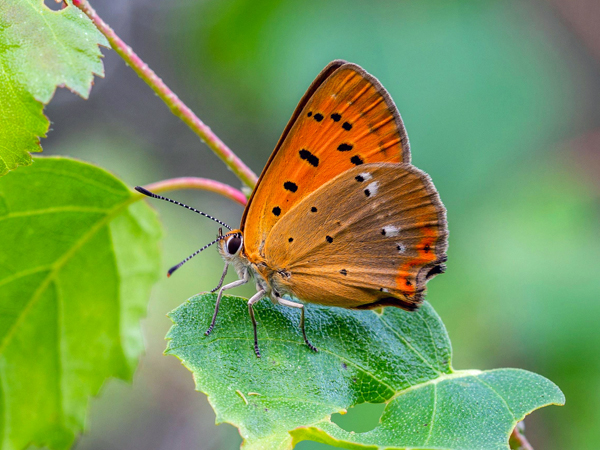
[205,269,249,336]
[276,297,318,353]
[248,289,266,357]
[210,262,229,293]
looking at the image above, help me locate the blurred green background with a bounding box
[44,0,600,448]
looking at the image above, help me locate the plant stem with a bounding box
[75,0,258,189]
[142,177,247,206]
[509,421,534,450]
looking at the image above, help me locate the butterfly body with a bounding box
[139,60,448,357]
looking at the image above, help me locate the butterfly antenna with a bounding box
[167,235,228,277]
[135,186,231,230]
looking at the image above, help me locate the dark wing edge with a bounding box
[412,165,448,302]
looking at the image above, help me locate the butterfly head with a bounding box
[218,229,244,261]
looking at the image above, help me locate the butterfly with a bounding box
[136,60,448,357]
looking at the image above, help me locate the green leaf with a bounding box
[0,0,108,176]
[0,156,161,450]
[166,294,564,450]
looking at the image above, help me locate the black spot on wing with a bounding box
[272,206,281,216]
[326,236,333,243]
[355,175,364,182]
[351,155,364,165]
[299,149,319,167]
[331,113,341,122]
[288,237,294,243]
[311,206,317,212]
[340,269,347,276]
[364,189,371,197]
[338,143,353,152]
[342,122,353,131]
[314,113,324,122]
[284,181,298,193]
[307,112,312,117]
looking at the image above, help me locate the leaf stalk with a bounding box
[509,421,534,450]
[142,177,247,206]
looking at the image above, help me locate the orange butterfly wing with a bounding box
[263,163,447,310]
[241,61,410,261]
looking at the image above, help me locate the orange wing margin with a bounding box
[241,61,411,261]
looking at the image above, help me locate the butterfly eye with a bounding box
[226,235,242,255]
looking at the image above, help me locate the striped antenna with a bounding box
[135,186,232,230]
[167,235,228,277]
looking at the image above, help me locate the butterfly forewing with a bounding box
[242,62,410,260]
[263,163,447,310]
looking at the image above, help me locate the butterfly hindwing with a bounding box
[263,163,448,310]
[242,62,410,260]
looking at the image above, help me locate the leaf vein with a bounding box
[0,265,52,288]
[387,370,482,403]
[378,315,442,376]
[0,195,136,356]
[417,311,444,371]
[423,382,437,446]
[0,206,109,222]
[20,167,126,196]
[176,336,397,396]
[473,375,516,421]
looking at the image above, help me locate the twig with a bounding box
[74,0,258,189]
[509,421,534,450]
[143,177,247,206]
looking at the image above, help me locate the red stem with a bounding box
[75,0,258,189]
[510,422,534,450]
[142,177,247,206]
